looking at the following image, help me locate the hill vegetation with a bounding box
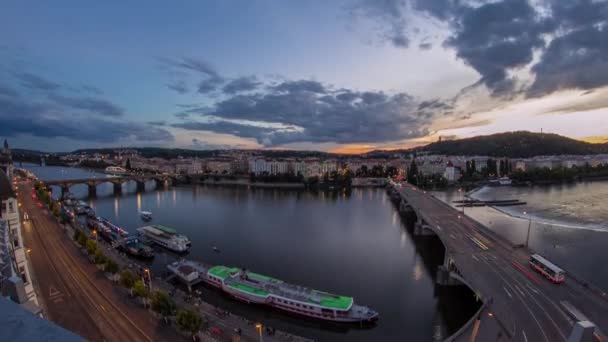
[406,131,608,158]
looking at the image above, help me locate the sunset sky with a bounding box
[1,0,607,153]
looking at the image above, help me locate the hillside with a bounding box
[412,131,608,158]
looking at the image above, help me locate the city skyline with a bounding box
[1,0,608,153]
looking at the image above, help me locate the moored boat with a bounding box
[104,166,128,175]
[117,236,154,259]
[204,265,378,323]
[140,211,152,221]
[137,224,190,253]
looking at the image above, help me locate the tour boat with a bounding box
[104,166,128,176]
[140,211,152,221]
[203,265,379,323]
[137,224,191,253]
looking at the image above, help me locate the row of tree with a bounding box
[71,228,205,338]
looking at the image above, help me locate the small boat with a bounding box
[213,246,220,253]
[140,211,152,221]
[104,166,129,176]
[117,236,155,259]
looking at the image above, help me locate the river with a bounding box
[23,164,479,342]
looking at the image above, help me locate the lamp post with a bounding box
[92,229,97,242]
[255,323,263,342]
[524,211,532,248]
[144,268,152,292]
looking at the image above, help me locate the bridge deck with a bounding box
[394,183,608,342]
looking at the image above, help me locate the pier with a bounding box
[388,181,608,342]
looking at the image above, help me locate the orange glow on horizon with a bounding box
[581,136,608,144]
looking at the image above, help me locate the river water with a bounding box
[434,182,608,290]
[24,164,479,342]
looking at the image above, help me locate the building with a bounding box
[443,161,461,183]
[206,160,233,174]
[0,140,13,179]
[0,170,39,315]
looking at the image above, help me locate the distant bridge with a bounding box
[387,181,607,342]
[44,174,180,197]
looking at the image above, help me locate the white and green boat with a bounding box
[204,265,378,323]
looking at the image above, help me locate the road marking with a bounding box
[523,330,528,342]
[471,255,479,262]
[503,286,513,299]
[100,304,108,312]
[513,283,526,297]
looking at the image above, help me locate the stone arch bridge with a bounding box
[44,174,180,197]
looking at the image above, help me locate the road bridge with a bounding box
[388,182,608,342]
[44,174,178,197]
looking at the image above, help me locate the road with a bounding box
[395,184,608,342]
[17,179,179,342]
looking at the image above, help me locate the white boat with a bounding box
[104,166,128,176]
[140,211,152,221]
[137,224,191,253]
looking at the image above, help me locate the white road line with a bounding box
[513,283,526,298]
[471,255,480,262]
[523,330,528,342]
[503,286,513,299]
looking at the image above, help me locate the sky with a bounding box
[0,0,607,153]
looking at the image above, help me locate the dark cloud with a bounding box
[173,80,432,146]
[191,138,239,150]
[222,76,261,94]
[148,120,167,126]
[158,57,224,94]
[0,84,18,97]
[349,0,410,48]
[167,80,189,94]
[174,112,190,119]
[527,1,608,96]
[445,0,555,96]
[273,80,326,94]
[13,71,61,91]
[418,42,432,50]
[47,93,124,117]
[0,96,173,143]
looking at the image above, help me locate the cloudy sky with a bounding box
[1,0,607,153]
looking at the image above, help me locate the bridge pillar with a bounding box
[436,253,464,286]
[87,183,97,197]
[154,179,165,189]
[60,185,70,199]
[136,180,146,193]
[113,182,122,195]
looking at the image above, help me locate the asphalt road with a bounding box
[17,179,177,342]
[396,184,608,342]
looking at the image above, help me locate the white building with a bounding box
[206,160,233,174]
[443,162,461,183]
[0,170,39,314]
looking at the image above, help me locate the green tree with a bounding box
[94,249,107,265]
[120,270,136,291]
[132,279,149,306]
[408,159,418,185]
[77,232,88,246]
[125,158,132,170]
[151,290,176,323]
[105,259,119,274]
[86,239,98,255]
[176,309,203,339]
[73,229,82,241]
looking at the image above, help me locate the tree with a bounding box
[176,309,203,339]
[120,270,136,292]
[125,158,132,170]
[94,249,107,265]
[77,232,88,247]
[105,259,119,274]
[408,159,418,185]
[86,239,98,255]
[73,229,82,241]
[151,290,176,323]
[132,279,149,307]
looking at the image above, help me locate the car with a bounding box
[36,202,43,208]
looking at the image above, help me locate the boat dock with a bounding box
[167,259,211,291]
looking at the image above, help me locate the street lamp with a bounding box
[255,323,263,342]
[92,229,97,242]
[523,211,532,248]
[144,268,152,292]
